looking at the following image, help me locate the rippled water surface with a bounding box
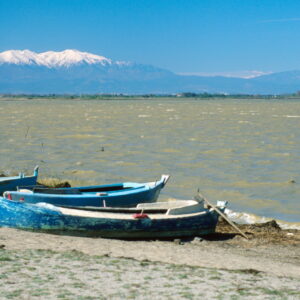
[0,98,299,224]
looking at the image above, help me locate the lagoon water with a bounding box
[0,98,299,226]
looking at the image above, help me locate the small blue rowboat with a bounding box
[0,197,227,238]
[4,175,170,208]
[0,166,39,196]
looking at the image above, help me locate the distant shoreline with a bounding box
[1,93,300,101]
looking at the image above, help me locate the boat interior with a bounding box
[17,184,139,195]
[57,200,205,215]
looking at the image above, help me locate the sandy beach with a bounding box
[0,221,299,299]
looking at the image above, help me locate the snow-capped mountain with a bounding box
[0,49,115,67]
[0,49,300,94]
[0,49,175,94]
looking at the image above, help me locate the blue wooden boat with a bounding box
[4,175,170,208]
[0,196,227,238]
[0,166,39,196]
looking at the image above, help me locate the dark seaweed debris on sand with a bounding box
[215,219,300,245]
[37,181,71,188]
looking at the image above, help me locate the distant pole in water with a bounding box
[24,126,30,138]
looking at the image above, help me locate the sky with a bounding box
[1,0,300,77]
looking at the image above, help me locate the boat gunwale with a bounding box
[12,174,169,198]
[23,199,215,220]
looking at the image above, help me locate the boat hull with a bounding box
[0,198,220,239]
[6,175,168,208]
[0,166,39,196]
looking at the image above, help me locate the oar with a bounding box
[195,190,248,240]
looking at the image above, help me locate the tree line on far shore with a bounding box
[1,92,300,100]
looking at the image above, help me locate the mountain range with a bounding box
[0,49,300,95]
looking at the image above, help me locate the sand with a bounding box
[0,221,299,299]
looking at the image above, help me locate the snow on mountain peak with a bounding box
[0,50,38,65]
[0,49,113,67]
[38,49,112,67]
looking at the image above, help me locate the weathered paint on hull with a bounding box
[0,198,219,239]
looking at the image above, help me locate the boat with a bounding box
[0,196,227,238]
[4,175,170,208]
[0,166,39,196]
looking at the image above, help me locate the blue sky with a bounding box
[1,0,300,76]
